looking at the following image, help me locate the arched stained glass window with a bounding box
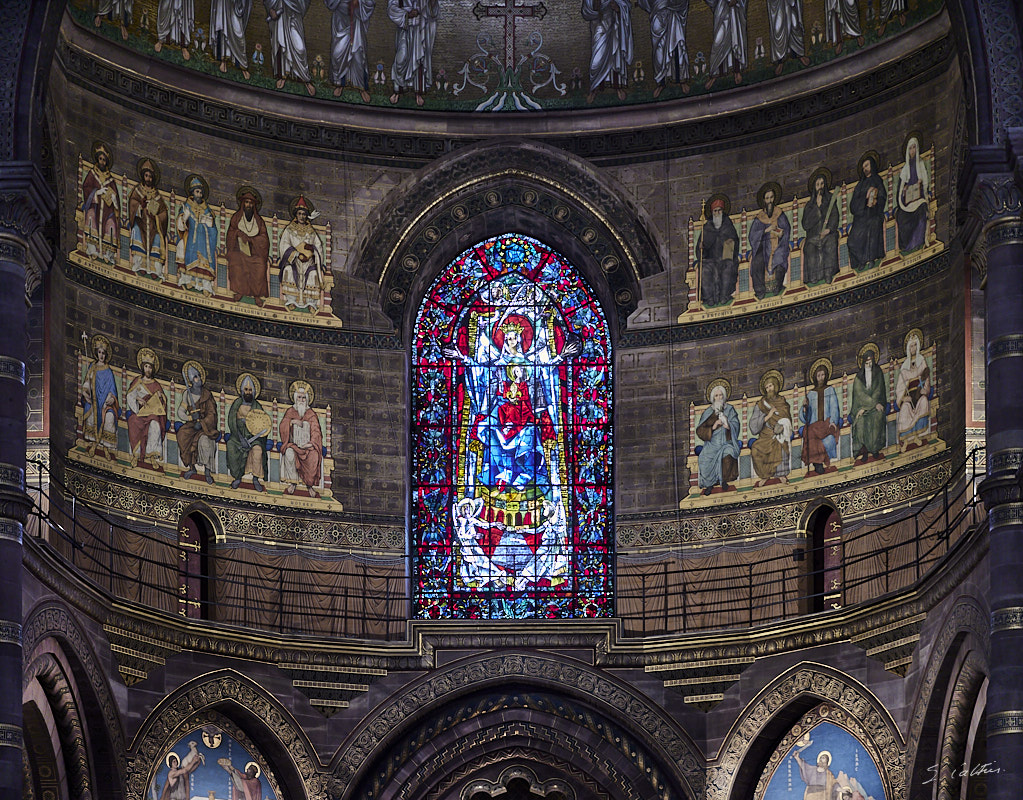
[412,233,613,619]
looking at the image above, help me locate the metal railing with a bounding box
[24,448,986,639]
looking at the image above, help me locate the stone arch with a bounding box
[23,650,92,800]
[22,601,126,798]
[127,669,322,800]
[710,662,905,800]
[905,596,990,792]
[348,139,666,336]
[331,650,703,800]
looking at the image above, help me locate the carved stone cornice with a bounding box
[0,163,55,242]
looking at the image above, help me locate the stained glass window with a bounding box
[412,233,613,619]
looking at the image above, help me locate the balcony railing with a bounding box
[24,448,985,639]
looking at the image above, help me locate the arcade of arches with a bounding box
[4,0,1023,798]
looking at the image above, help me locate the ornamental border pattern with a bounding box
[708,667,905,800]
[64,468,405,550]
[987,334,1023,363]
[988,710,1023,737]
[126,675,324,800]
[0,355,25,384]
[617,459,953,549]
[988,448,1023,474]
[905,598,989,784]
[0,723,22,750]
[332,653,704,798]
[992,607,1023,632]
[60,33,955,168]
[0,462,24,490]
[21,603,128,769]
[0,620,20,645]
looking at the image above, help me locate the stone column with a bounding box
[970,167,1023,798]
[0,164,53,795]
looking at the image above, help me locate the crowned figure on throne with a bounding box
[443,280,582,592]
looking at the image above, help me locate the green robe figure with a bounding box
[227,373,269,491]
[851,345,888,461]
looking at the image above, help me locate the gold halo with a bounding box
[902,130,924,162]
[181,359,206,385]
[857,342,880,369]
[807,357,833,386]
[184,173,209,200]
[807,167,833,197]
[165,752,180,769]
[759,369,784,398]
[904,328,924,354]
[244,761,261,778]
[289,195,316,218]
[236,372,261,399]
[136,157,160,187]
[136,347,160,375]
[91,335,111,359]
[816,750,832,766]
[706,377,731,404]
[757,181,784,210]
[235,185,263,213]
[705,193,731,218]
[92,139,112,166]
[857,150,882,180]
[289,379,314,406]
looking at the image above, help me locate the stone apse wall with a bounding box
[47,10,965,620]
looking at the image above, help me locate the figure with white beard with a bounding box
[698,195,739,307]
[695,380,741,495]
[704,0,747,89]
[581,0,634,102]
[280,380,323,496]
[264,0,316,95]
[850,342,887,461]
[766,0,809,75]
[210,0,253,77]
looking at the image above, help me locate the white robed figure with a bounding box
[443,281,581,590]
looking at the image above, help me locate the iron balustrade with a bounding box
[23,448,986,639]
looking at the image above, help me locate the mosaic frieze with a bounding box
[72,146,339,328]
[70,0,943,112]
[684,329,945,509]
[681,141,942,323]
[70,339,339,510]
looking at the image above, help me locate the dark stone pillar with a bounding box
[0,164,53,796]
[971,168,1023,798]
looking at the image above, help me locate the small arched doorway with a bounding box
[801,504,843,614]
[177,510,216,619]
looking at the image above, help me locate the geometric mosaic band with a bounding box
[992,607,1023,633]
[0,723,22,749]
[0,520,21,544]
[0,356,24,384]
[0,463,23,490]
[989,710,1023,737]
[989,448,1023,475]
[0,620,20,646]
[988,334,1023,363]
[989,503,1023,530]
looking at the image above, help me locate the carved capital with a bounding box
[0,162,54,245]
[967,174,1023,277]
[978,474,1022,516]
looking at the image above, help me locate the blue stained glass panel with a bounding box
[412,233,613,619]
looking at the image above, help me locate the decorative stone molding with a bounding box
[21,602,127,772]
[905,598,989,783]
[988,710,1023,737]
[23,652,94,800]
[988,448,1023,475]
[357,141,660,332]
[992,607,1023,632]
[333,652,704,799]
[973,0,1023,143]
[0,620,20,645]
[0,355,25,383]
[0,723,23,749]
[126,672,324,800]
[936,653,986,800]
[988,334,1023,363]
[710,666,905,800]
[0,520,22,543]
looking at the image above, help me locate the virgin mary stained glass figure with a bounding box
[412,234,612,619]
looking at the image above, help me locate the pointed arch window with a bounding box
[412,233,613,619]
